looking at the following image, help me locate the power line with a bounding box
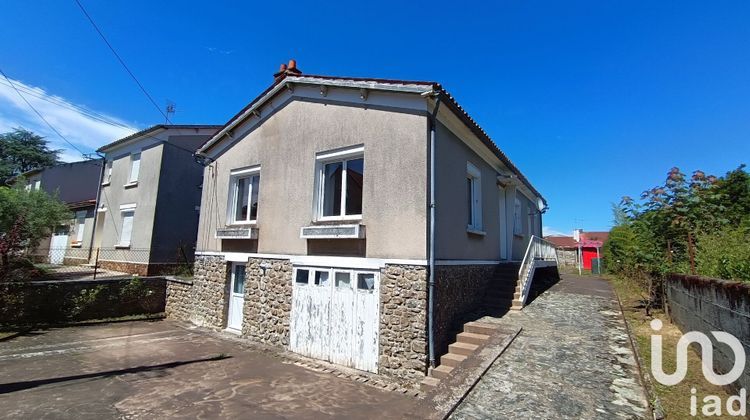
[0,79,133,130]
[0,67,88,159]
[73,0,171,124]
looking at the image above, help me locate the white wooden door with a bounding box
[290,267,379,373]
[227,263,246,331]
[49,227,69,265]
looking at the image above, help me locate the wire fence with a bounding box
[8,246,195,281]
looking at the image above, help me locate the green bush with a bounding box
[696,227,750,282]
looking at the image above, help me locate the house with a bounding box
[20,160,102,265]
[92,125,221,275]
[166,61,554,389]
[546,230,609,270]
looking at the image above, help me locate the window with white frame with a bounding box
[103,160,112,185]
[228,167,260,224]
[127,152,141,184]
[74,210,86,243]
[466,162,482,231]
[118,204,136,247]
[316,147,364,220]
[513,197,522,235]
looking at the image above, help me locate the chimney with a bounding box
[273,59,302,82]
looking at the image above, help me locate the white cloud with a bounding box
[543,226,569,237]
[0,77,138,162]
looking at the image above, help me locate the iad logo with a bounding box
[650,319,748,417]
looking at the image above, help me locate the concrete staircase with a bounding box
[482,262,524,313]
[420,321,501,390]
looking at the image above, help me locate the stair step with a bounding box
[421,376,440,390]
[440,352,468,368]
[464,321,500,335]
[449,341,478,356]
[430,364,454,379]
[457,332,490,345]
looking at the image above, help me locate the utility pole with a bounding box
[165,101,176,124]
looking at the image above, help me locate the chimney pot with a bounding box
[279,63,288,72]
[288,59,297,69]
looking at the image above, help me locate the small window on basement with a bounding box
[295,269,309,284]
[314,270,330,287]
[357,273,375,291]
[335,272,352,289]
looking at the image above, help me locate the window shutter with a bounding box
[129,153,141,183]
[120,211,134,245]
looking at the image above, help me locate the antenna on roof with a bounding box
[165,101,176,124]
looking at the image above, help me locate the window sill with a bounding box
[313,216,363,225]
[100,182,110,187]
[513,233,524,238]
[115,244,131,249]
[467,228,487,237]
[124,181,138,189]
[71,243,83,248]
[227,221,257,226]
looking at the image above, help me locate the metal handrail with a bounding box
[517,235,558,306]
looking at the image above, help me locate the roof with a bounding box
[97,124,222,153]
[197,72,546,204]
[68,199,97,209]
[580,231,610,243]
[545,236,578,249]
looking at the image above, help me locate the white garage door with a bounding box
[290,266,379,373]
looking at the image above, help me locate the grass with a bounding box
[608,275,737,419]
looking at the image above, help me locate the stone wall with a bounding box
[666,274,750,393]
[379,264,429,386]
[242,258,293,346]
[164,255,229,329]
[556,248,577,267]
[434,264,497,357]
[165,278,194,321]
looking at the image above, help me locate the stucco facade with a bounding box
[93,126,220,274]
[171,68,549,388]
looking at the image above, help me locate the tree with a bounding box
[0,129,60,183]
[0,183,70,272]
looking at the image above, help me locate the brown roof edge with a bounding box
[97,124,223,153]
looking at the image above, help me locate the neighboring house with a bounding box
[166,61,551,389]
[546,230,609,270]
[20,160,102,265]
[93,125,221,275]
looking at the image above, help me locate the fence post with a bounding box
[93,248,100,280]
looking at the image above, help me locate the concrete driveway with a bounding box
[0,320,417,419]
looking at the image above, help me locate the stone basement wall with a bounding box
[433,264,497,357]
[242,258,293,346]
[165,255,229,330]
[379,264,429,387]
[555,248,578,266]
[666,274,750,393]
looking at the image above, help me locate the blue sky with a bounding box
[1,1,748,235]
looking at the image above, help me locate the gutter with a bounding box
[427,89,442,368]
[87,155,106,261]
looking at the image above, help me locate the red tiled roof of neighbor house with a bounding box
[545,236,578,249]
[198,60,546,205]
[580,231,610,243]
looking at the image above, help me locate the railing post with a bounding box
[93,248,100,280]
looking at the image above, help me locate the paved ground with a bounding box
[451,273,650,420]
[0,320,416,419]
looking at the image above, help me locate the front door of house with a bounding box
[227,263,246,331]
[49,226,69,265]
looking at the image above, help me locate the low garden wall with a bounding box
[665,274,750,393]
[0,277,166,326]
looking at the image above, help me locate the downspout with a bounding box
[427,91,442,368]
[87,154,106,261]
